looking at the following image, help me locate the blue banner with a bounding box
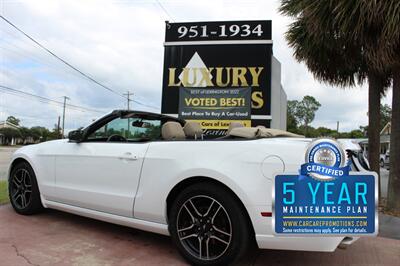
[274,173,377,235]
[299,163,351,179]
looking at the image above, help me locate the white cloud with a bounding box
[0,0,393,132]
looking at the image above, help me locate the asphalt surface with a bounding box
[0,205,399,266]
[0,146,399,265]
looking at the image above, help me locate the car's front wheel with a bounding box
[380,159,385,168]
[9,161,43,215]
[169,182,251,265]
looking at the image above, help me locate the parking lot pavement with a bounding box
[0,205,399,266]
[0,146,19,180]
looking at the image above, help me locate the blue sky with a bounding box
[0,0,393,132]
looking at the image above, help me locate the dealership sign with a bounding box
[273,139,378,236]
[178,87,251,128]
[161,20,272,136]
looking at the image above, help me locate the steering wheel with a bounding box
[107,134,127,142]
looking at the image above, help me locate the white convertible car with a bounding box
[8,110,368,265]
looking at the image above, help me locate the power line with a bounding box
[0,15,161,111]
[155,0,174,21]
[0,85,104,113]
[131,99,159,110]
[0,14,125,99]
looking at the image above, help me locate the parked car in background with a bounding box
[7,110,370,265]
[380,150,390,169]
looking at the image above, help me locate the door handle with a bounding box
[119,152,138,161]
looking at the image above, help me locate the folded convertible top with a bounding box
[228,127,304,139]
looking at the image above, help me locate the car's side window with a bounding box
[87,117,161,142]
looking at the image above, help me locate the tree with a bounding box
[380,104,392,131]
[6,116,20,126]
[30,126,51,142]
[19,127,31,143]
[295,96,321,137]
[287,100,300,133]
[0,127,21,145]
[292,0,400,213]
[280,0,392,203]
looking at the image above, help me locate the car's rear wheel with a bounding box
[169,182,251,265]
[9,162,43,215]
[380,159,385,168]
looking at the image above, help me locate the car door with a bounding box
[53,116,160,217]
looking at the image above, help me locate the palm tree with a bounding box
[280,1,391,201]
[280,0,400,212]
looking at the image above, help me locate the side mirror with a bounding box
[68,129,84,142]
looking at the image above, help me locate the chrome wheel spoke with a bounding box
[12,189,19,198]
[210,235,229,245]
[13,175,22,185]
[178,223,194,233]
[188,199,203,217]
[205,238,210,259]
[180,233,198,240]
[203,200,215,217]
[198,237,203,259]
[183,204,196,222]
[14,193,21,202]
[213,225,231,237]
[211,225,231,245]
[178,224,198,241]
[211,206,221,223]
[12,179,20,187]
[20,193,26,208]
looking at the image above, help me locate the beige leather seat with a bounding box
[226,122,244,135]
[161,121,186,140]
[183,121,203,140]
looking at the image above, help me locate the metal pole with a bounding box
[123,91,133,139]
[336,121,340,138]
[57,116,61,139]
[62,96,70,138]
[123,91,133,110]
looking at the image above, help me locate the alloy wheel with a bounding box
[10,168,32,209]
[176,195,232,261]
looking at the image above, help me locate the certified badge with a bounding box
[301,138,350,181]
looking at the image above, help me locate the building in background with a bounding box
[358,122,391,168]
[0,120,20,145]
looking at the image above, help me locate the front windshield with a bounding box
[87,117,161,141]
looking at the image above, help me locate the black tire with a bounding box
[380,159,385,168]
[169,182,251,266]
[8,161,43,215]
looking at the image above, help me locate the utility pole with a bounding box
[336,121,340,138]
[123,91,133,110]
[57,116,61,139]
[62,96,70,138]
[123,91,133,138]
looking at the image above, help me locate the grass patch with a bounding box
[0,180,9,204]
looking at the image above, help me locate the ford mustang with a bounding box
[7,110,368,265]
